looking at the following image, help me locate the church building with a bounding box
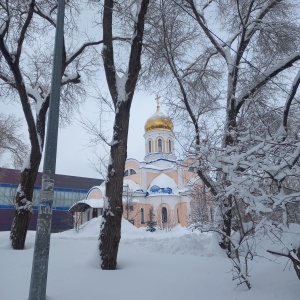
[70,99,208,229]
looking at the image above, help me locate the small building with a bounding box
[69,187,104,230]
[0,168,103,232]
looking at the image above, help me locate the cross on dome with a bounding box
[155,95,161,110]
[144,96,174,132]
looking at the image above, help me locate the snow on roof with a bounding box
[123,179,143,192]
[140,164,170,171]
[86,180,143,203]
[140,160,176,171]
[78,198,104,208]
[146,108,169,122]
[148,173,178,195]
[69,198,104,212]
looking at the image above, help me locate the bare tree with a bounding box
[123,184,138,222]
[98,0,150,270]
[0,113,28,168]
[0,0,102,249]
[189,184,213,226]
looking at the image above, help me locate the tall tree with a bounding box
[0,0,102,249]
[179,0,300,254]
[142,0,300,286]
[99,0,149,270]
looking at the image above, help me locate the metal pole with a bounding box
[28,1,65,299]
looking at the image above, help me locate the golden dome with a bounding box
[144,106,174,132]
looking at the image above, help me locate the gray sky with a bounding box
[1,83,162,180]
[0,5,168,180]
[49,92,156,179]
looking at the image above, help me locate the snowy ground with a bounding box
[1,217,299,300]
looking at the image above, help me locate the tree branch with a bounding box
[235,52,300,115]
[16,0,35,62]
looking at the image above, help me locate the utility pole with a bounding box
[28,1,65,299]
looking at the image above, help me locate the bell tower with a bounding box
[143,96,176,162]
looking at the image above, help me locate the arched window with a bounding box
[124,169,136,177]
[162,207,167,223]
[148,140,152,153]
[140,208,145,224]
[168,139,172,153]
[188,167,196,172]
[158,138,162,152]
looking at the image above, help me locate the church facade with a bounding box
[71,102,207,229]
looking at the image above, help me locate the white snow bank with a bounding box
[1,217,300,300]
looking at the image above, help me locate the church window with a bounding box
[148,140,152,153]
[158,138,162,152]
[140,208,145,224]
[168,139,172,153]
[177,207,180,223]
[188,167,196,172]
[124,169,136,177]
[162,207,167,223]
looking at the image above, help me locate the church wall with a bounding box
[145,172,161,188]
[87,188,103,200]
[163,170,179,185]
[174,202,188,227]
[123,203,152,228]
[125,160,140,171]
[124,160,142,185]
[156,203,172,228]
[125,173,141,185]
[181,157,199,185]
[122,195,190,229]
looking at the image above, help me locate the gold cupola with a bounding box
[144,96,174,132]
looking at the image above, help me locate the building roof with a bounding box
[144,106,174,132]
[0,167,102,190]
[69,198,104,212]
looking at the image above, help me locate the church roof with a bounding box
[69,198,104,212]
[144,106,173,132]
[123,179,144,193]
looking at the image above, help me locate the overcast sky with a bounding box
[1,54,173,181]
[54,92,157,179]
[0,5,172,181]
[1,91,162,180]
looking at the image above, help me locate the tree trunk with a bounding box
[10,150,41,249]
[99,102,129,269]
[10,209,32,249]
[99,0,149,269]
[219,196,232,254]
[218,104,236,253]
